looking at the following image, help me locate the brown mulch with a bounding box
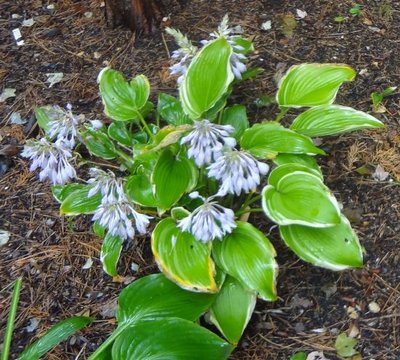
[1,0,399,359]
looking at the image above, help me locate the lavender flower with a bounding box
[86,168,124,200]
[92,194,151,240]
[181,120,236,167]
[202,15,249,80]
[207,150,269,196]
[166,27,198,84]
[21,138,76,185]
[177,192,236,243]
[46,104,81,148]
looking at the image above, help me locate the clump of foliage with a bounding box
[20,15,384,359]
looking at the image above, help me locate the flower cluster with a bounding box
[166,27,198,84]
[168,15,249,83]
[22,105,103,185]
[177,193,236,243]
[87,168,152,240]
[178,120,269,243]
[21,138,76,185]
[181,120,236,166]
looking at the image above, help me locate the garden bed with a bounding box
[0,0,399,358]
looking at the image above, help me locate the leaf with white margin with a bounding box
[209,275,257,344]
[101,233,123,277]
[277,64,356,107]
[280,215,363,271]
[212,221,278,301]
[240,122,325,159]
[180,37,234,119]
[273,153,321,173]
[290,105,385,137]
[152,218,218,293]
[268,163,323,188]
[262,172,341,227]
[98,68,150,122]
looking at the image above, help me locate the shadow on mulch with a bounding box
[0,0,399,359]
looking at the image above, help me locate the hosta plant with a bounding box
[21,16,384,358]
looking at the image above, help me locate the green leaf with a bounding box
[81,129,117,160]
[101,234,124,277]
[262,172,341,227]
[335,332,358,357]
[273,154,321,173]
[268,164,323,188]
[98,68,150,122]
[125,173,157,207]
[240,122,325,159]
[279,215,363,270]
[93,221,106,237]
[152,218,218,293]
[117,274,215,324]
[240,67,264,81]
[18,317,93,360]
[171,207,190,220]
[290,352,307,360]
[213,221,278,301]
[180,37,234,119]
[152,149,198,211]
[221,105,249,139]
[108,121,134,146]
[230,36,254,55]
[112,318,233,360]
[34,106,60,133]
[210,275,256,344]
[276,63,356,107]
[290,105,385,137]
[157,93,192,126]
[60,187,102,215]
[52,183,86,203]
[145,125,190,153]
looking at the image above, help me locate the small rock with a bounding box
[82,257,93,270]
[22,18,35,27]
[10,112,26,125]
[290,294,313,308]
[130,262,139,272]
[25,318,39,332]
[321,282,337,298]
[348,323,360,338]
[307,351,329,360]
[347,306,359,319]
[0,230,10,247]
[372,164,390,181]
[45,72,64,88]
[368,301,381,313]
[296,9,308,19]
[0,88,16,102]
[260,20,272,31]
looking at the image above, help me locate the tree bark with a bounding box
[105,0,163,34]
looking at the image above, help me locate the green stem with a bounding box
[235,207,263,217]
[1,278,22,360]
[275,107,289,122]
[114,148,135,169]
[87,324,128,360]
[241,194,262,209]
[135,111,154,140]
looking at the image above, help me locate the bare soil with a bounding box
[0,0,399,359]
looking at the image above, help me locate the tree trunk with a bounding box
[105,0,163,34]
